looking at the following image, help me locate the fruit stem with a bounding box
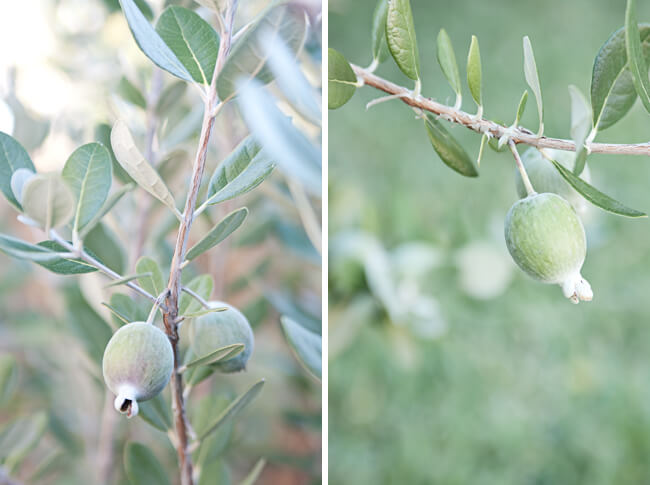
[509,140,536,196]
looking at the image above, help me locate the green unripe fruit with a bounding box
[190,301,254,373]
[505,192,592,303]
[515,148,591,216]
[102,322,173,418]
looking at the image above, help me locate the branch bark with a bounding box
[161,3,238,484]
[352,64,650,156]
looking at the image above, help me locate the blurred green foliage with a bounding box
[329,0,650,483]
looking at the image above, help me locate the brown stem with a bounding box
[162,3,237,484]
[352,64,650,156]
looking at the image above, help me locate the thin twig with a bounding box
[352,64,650,156]
[509,140,536,196]
[161,2,239,484]
[49,230,166,311]
[181,286,211,309]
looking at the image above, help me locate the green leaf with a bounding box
[437,29,461,102]
[156,81,187,116]
[64,284,113,363]
[0,412,47,472]
[179,274,213,315]
[385,0,420,81]
[185,344,244,369]
[118,0,192,82]
[138,392,172,431]
[199,459,231,485]
[216,4,307,101]
[0,132,36,210]
[591,25,650,130]
[280,316,321,380]
[35,241,98,274]
[110,120,181,219]
[371,0,390,63]
[523,36,544,136]
[467,35,482,108]
[568,85,592,176]
[547,156,646,218]
[328,48,357,110]
[626,0,650,113]
[186,207,248,261]
[21,174,75,232]
[424,114,478,177]
[198,379,265,440]
[156,6,219,85]
[0,234,97,274]
[104,273,151,288]
[78,183,134,240]
[136,256,166,297]
[62,143,113,233]
[0,354,18,406]
[237,80,321,195]
[108,293,147,326]
[206,136,274,206]
[514,90,528,126]
[84,222,126,273]
[240,458,266,485]
[124,442,172,485]
[117,76,147,109]
[183,307,227,319]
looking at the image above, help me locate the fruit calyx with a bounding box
[561,271,593,304]
[114,383,139,418]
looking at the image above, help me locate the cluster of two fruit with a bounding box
[102,301,254,418]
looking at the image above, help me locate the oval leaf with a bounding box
[523,36,544,135]
[62,143,113,233]
[467,35,482,107]
[138,393,172,431]
[179,274,213,315]
[547,155,646,218]
[35,241,99,274]
[371,0,390,63]
[385,0,420,81]
[424,114,478,177]
[78,183,134,240]
[216,4,307,101]
[626,0,650,113]
[110,120,181,219]
[198,379,265,440]
[240,459,266,485]
[280,316,322,380]
[328,48,357,110]
[124,442,172,485]
[0,413,47,470]
[117,0,192,82]
[135,256,166,297]
[22,173,75,232]
[591,25,650,130]
[186,207,248,261]
[185,343,244,369]
[117,76,146,109]
[437,29,461,100]
[156,6,219,85]
[0,132,36,210]
[205,136,274,206]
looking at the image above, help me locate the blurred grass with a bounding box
[329,0,650,483]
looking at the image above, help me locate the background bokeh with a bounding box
[329,0,650,483]
[0,0,321,483]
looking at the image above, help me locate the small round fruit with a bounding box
[504,192,592,303]
[515,148,591,215]
[102,322,173,418]
[190,301,254,373]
